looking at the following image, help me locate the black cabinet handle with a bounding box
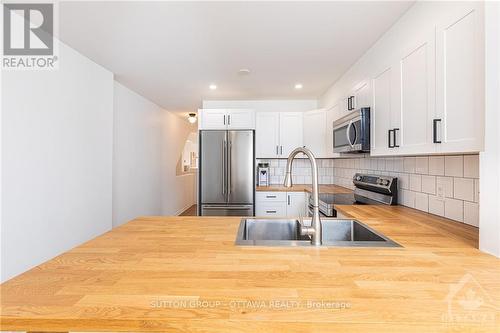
[393,128,400,147]
[266,210,277,214]
[287,195,291,205]
[388,129,394,148]
[433,119,442,143]
[228,114,231,125]
[223,115,226,125]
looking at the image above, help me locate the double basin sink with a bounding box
[235,218,401,247]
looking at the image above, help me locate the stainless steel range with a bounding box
[308,173,398,217]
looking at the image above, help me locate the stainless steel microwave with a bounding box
[332,107,370,153]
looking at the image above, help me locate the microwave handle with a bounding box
[346,120,355,148]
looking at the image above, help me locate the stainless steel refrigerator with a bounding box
[199,130,254,216]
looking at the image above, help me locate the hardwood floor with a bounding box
[180,204,197,216]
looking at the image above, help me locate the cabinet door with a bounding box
[286,192,306,218]
[303,109,327,157]
[371,67,396,156]
[352,81,371,109]
[227,109,255,130]
[199,109,227,130]
[325,104,341,158]
[255,202,287,217]
[255,112,280,158]
[435,3,484,153]
[398,30,436,155]
[279,112,303,157]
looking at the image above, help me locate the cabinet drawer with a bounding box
[255,202,287,217]
[256,191,287,202]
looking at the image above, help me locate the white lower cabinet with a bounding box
[255,202,287,217]
[285,192,307,217]
[255,191,306,217]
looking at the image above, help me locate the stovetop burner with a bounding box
[317,193,356,205]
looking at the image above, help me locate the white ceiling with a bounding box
[59,1,413,112]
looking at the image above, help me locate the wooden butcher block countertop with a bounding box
[1,206,499,333]
[256,184,353,194]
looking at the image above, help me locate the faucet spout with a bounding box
[283,147,322,246]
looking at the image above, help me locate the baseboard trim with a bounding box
[175,203,195,216]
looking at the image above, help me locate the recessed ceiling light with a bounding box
[294,83,303,90]
[209,84,217,90]
[238,68,251,76]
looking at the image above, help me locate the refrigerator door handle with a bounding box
[222,139,227,196]
[203,205,252,210]
[228,140,232,196]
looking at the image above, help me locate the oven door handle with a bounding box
[346,120,355,148]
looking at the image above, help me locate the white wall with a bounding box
[1,42,114,282]
[113,82,197,224]
[480,2,500,257]
[161,111,197,216]
[202,99,317,112]
[112,82,163,227]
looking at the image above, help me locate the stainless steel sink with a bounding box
[235,218,401,247]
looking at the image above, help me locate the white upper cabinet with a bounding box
[279,112,303,157]
[255,112,303,158]
[397,28,436,155]
[226,109,256,129]
[338,80,371,115]
[371,66,399,156]
[199,109,255,130]
[198,109,227,130]
[368,2,484,156]
[255,112,280,158]
[351,80,371,109]
[325,104,341,158]
[303,109,327,157]
[435,3,484,153]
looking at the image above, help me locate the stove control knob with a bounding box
[382,179,390,186]
[355,175,362,181]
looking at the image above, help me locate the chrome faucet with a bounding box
[283,147,322,246]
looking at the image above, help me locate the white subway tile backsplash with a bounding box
[393,158,404,172]
[453,178,474,202]
[445,155,463,177]
[429,196,445,217]
[258,154,478,225]
[415,192,429,212]
[409,174,422,192]
[429,156,445,176]
[415,157,429,174]
[445,198,464,222]
[400,189,416,208]
[421,175,436,195]
[398,173,410,190]
[464,155,479,178]
[404,157,416,173]
[437,177,454,198]
[474,179,479,203]
[464,202,479,227]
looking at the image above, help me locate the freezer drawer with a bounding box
[201,205,254,217]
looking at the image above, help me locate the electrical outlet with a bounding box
[436,184,445,200]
